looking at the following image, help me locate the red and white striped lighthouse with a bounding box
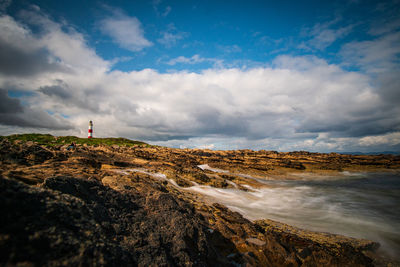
[88,121,93,138]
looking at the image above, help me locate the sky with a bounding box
[0,0,399,152]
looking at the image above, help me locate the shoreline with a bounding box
[176,168,400,263]
[1,135,400,266]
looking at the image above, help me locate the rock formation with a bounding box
[1,135,399,266]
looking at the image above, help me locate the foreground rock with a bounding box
[0,176,226,266]
[0,176,380,266]
[1,135,399,266]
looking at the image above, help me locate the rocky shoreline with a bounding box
[1,135,399,266]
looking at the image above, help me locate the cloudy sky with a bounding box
[0,0,399,152]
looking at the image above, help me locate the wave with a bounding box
[111,167,400,259]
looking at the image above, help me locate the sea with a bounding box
[188,171,400,259]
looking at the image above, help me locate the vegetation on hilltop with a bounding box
[0,133,149,147]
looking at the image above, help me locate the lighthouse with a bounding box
[88,121,93,138]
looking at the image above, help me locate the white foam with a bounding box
[241,184,256,190]
[197,164,229,173]
[197,164,273,186]
[168,178,181,188]
[340,171,367,177]
[111,169,130,175]
[109,167,400,259]
[110,168,167,180]
[226,180,238,188]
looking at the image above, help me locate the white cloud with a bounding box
[0,15,37,50]
[369,17,400,36]
[15,8,110,73]
[99,9,152,52]
[167,54,204,65]
[165,54,224,68]
[340,29,400,105]
[0,10,110,129]
[196,143,215,149]
[308,27,352,50]
[0,9,399,152]
[358,132,400,146]
[162,6,171,17]
[340,32,400,73]
[300,17,353,51]
[157,32,185,47]
[217,44,242,53]
[157,24,188,47]
[152,0,171,17]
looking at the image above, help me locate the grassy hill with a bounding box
[0,133,149,147]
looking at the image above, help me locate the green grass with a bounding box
[0,133,149,147]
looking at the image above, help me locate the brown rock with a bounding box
[1,135,399,266]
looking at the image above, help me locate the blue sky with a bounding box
[0,0,399,152]
[6,0,384,72]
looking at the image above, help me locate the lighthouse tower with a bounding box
[88,121,93,138]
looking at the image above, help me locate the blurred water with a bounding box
[187,172,400,259]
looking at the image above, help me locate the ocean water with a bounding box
[187,171,400,259]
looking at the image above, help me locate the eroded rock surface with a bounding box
[0,176,230,266]
[1,136,399,266]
